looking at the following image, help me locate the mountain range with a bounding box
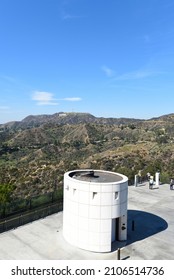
[0,112,174,199]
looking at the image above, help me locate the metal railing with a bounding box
[0,189,63,233]
[0,189,63,219]
[0,201,63,233]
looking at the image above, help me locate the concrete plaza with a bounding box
[0,182,173,260]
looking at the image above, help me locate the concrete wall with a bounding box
[63,170,128,252]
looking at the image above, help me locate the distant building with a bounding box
[63,169,128,252]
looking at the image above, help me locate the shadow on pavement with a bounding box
[127,209,168,244]
[110,209,168,253]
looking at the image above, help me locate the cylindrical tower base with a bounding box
[63,169,128,253]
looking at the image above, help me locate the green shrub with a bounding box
[160,172,170,184]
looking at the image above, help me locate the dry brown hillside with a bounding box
[0,112,174,199]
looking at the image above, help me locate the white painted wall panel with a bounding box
[89,205,101,219]
[101,206,112,219]
[101,192,113,205]
[79,190,89,204]
[78,216,89,231]
[89,219,101,232]
[100,219,111,232]
[79,203,89,218]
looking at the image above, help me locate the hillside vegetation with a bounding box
[0,112,174,200]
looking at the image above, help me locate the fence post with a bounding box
[117,248,121,260]
[29,199,32,210]
[5,220,7,231]
[134,175,138,187]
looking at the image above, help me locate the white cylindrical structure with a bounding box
[155,172,160,186]
[134,175,138,187]
[63,169,128,253]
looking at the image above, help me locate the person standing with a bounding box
[170,179,174,190]
[138,170,142,184]
[149,176,154,189]
[147,172,151,181]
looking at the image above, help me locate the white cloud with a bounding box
[62,13,77,20]
[102,63,162,81]
[114,70,159,81]
[32,91,59,106]
[61,9,85,21]
[63,97,82,101]
[102,65,115,77]
[32,92,82,105]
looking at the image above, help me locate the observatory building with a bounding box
[63,169,128,253]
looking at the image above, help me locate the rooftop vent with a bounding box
[80,170,95,177]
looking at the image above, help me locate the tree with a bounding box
[0,184,15,218]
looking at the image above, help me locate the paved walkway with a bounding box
[0,183,173,260]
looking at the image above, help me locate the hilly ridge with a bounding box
[0,112,143,129]
[0,112,174,199]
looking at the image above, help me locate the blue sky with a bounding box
[1,0,174,124]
